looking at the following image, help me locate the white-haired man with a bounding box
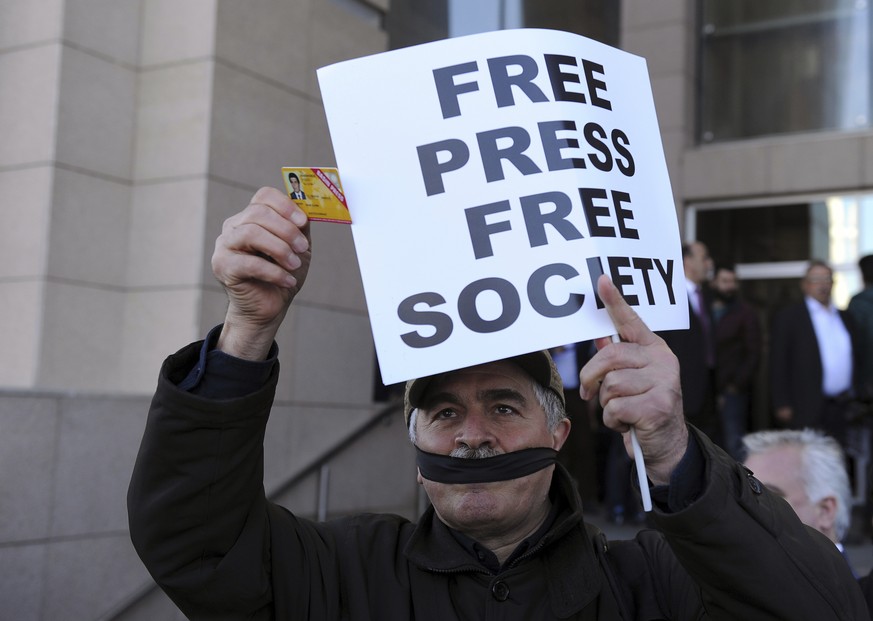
[743,429,853,567]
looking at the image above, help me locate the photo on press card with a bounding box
[282,166,351,224]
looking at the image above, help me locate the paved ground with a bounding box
[584,504,873,578]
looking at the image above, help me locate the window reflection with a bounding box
[699,0,871,142]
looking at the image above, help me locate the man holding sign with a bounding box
[128,188,866,620]
[129,29,866,619]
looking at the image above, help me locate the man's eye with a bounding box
[495,405,517,415]
[434,409,456,419]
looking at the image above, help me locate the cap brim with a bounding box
[404,350,563,425]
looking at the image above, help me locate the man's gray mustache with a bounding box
[450,446,501,459]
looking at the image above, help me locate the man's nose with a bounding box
[456,413,496,449]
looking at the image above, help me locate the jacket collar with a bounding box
[404,463,604,615]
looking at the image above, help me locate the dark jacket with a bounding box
[770,299,860,427]
[848,286,873,398]
[658,297,714,423]
[128,342,869,620]
[713,297,761,393]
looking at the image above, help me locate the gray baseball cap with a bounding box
[403,350,565,426]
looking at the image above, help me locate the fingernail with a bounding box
[290,209,307,227]
[287,253,302,269]
[291,236,309,253]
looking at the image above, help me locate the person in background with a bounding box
[659,241,717,440]
[848,254,873,401]
[743,428,855,574]
[711,264,761,460]
[847,254,873,543]
[770,260,859,447]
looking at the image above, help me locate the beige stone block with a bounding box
[209,62,307,188]
[42,534,152,621]
[279,304,375,404]
[326,413,417,519]
[0,44,60,167]
[127,178,209,288]
[296,220,365,310]
[681,142,772,200]
[117,587,189,621]
[0,166,52,278]
[0,544,45,621]
[133,61,213,181]
[651,73,690,134]
[48,168,130,286]
[38,282,124,390]
[215,0,312,91]
[622,0,689,30]
[62,0,142,66]
[659,128,686,205]
[198,288,231,336]
[0,281,43,388]
[623,22,689,78]
[0,0,63,49]
[304,99,337,167]
[119,288,202,393]
[56,45,136,180]
[273,468,319,520]
[263,403,374,493]
[51,395,149,536]
[0,395,57,540]
[141,0,217,66]
[308,0,388,97]
[768,134,865,193]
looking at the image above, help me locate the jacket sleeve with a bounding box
[648,427,870,621]
[127,343,285,619]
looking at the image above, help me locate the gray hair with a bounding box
[408,378,566,444]
[743,428,851,541]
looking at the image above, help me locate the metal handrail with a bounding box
[266,398,404,504]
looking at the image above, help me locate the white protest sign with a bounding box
[317,28,688,385]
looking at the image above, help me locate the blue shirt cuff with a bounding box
[177,324,278,399]
[648,431,704,512]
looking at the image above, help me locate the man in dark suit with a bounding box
[770,260,859,445]
[659,241,717,440]
[712,264,761,460]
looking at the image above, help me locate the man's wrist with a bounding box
[646,424,690,485]
[217,317,282,361]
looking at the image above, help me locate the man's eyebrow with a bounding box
[477,388,527,405]
[420,391,462,410]
[420,387,528,409]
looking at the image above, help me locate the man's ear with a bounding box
[552,417,571,451]
[815,495,838,535]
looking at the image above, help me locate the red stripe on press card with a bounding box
[313,168,348,208]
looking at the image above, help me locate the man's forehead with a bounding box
[746,446,802,483]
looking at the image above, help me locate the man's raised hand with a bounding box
[211,187,311,360]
